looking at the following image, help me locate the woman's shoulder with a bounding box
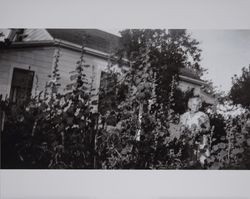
[196,111,208,117]
[196,111,209,121]
[180,111,190,118]
[181,111,193,116]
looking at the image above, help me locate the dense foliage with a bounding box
[230,65,250,109]
[1,29,250,169]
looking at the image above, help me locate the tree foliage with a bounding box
[230,65,250,109]
[96,29,208,169]
[111,29,204,122]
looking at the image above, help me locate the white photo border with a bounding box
[1,0,250,199]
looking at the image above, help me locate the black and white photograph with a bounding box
[1,1,250,199]
[1,28,250,170]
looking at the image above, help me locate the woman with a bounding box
[179,96,211,166]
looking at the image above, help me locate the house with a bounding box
[0,29,122,109]
[0,29,215,108]
[178,67,216,105]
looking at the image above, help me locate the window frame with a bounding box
[9,67,35,103]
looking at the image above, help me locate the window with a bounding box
[98,71,128,126]
[10,68,34,103]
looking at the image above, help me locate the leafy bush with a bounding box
[1,44,98,169]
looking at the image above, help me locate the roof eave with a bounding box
[179,75,207,86]
[1,39,114,60]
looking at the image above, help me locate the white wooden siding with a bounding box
[0,29,11,41]
[0,47,55,98]
[0,29,52,42]
[56,48,110,111]
[178,80,201,94]
[23,29,53,41]
[179,80,216,104]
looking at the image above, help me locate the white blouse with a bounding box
[180,111,210,131]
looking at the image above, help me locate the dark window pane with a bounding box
[10,68,34,103]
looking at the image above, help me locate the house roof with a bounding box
[47,29,202,81]
[179,67,201,81]
[46,29,121,54]
[5,28,204,83]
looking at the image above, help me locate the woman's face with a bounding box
[188,98,201,113]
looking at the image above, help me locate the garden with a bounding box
[1,29,250,169]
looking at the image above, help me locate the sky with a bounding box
[103,29,250,93]
[191,30,250,92]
